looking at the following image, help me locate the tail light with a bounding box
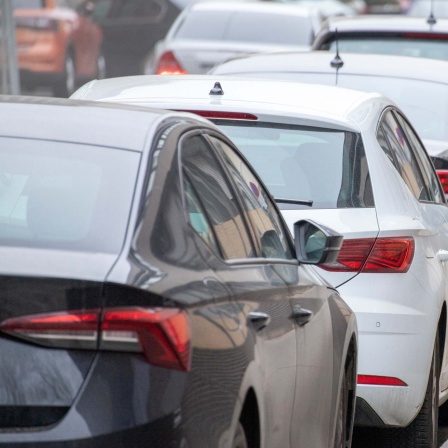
[176,110,258,121]
[0,307,191,371]
[358,375,408,386]
[436,170,448,195]
[321,237,414,273]
[156,51,187,75]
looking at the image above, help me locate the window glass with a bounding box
[326,37,448,61]
[380,110,430,201]
[12,0,43,8]
[210,136,294,260]
[0,137,139,253]
[184,176,220,254]
[181,134,254,260]
[215,122,373,210]
[377,125,398,168]
[395,113,445,203]
[174,10,313,45]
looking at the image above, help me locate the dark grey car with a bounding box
[0,96,357,447]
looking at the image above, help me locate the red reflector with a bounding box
[437,170,448,194]
[176,110,258,121]
[321,237,414,273]
[156,51,187,75]
[358,375,408,386]
[101,307,190,371]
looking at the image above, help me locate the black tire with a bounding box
[53,51,76,98]
[232,422,248,448]
[334,354,355,448]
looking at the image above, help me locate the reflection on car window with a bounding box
[210,136,293,261]
[181,134,254,260]
[12,0,44,8]
[184,176,221,255]
[395,112,445,204]
[380,110,430,201]
[215,122,373,210]
[0,137,139,253]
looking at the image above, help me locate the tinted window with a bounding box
[210,136,294,260]
[380,110,430,201]
[181,134,254,260]
[395,113,445,203]
[174,10,313,45]
[215,122,373,210]
[326,36,448,61]
[12,0,44,8]
[0,137,139,253]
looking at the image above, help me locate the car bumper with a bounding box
[337,270,440,427]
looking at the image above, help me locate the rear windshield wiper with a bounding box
[274,198,313,207]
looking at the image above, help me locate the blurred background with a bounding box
[0,0,437,97]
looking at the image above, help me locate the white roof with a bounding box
[74,75,388,131]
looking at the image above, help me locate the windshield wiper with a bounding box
[274,198,313,207]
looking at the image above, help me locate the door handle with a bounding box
[248,312,271,331]
[292,305,313,326]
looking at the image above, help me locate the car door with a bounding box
[393,111,448,393]
[207,134,337,448]
[378,109,448,384]
[179,131,298,447]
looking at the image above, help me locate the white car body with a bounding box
[144,1,323,75]
[72,75,448,441]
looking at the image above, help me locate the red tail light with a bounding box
[437,170,448,195]
[321,237,414,273]
[156,51,187,75]
[0,307,191,371]
[176,110,258,121]
[358,375,408,386]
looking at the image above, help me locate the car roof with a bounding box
[184,1,320,16]
[0,95,199,152]
[73,75,388,131]
[319,14,448,32]
[211,50,448,84]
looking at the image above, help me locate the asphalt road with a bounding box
[351,423,448,447]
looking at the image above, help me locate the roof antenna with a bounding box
[209,81,224,96]
[427,0,437,25]
[330,28,344,85]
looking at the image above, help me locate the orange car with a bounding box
[14,0,104,97]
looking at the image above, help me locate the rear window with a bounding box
[0,137,140,253]
[325,36,448,61]
[174,10,314,45]
[215,122,373,209]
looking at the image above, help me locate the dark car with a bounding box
[77,0,183,77]
[0,96,357,447]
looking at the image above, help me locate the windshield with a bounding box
[0,137,140,253]
[326,37,448,61]
[174,10,314,45]
[215,122,373,209]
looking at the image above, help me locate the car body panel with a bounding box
[72,74,448,432]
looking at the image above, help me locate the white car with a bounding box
[210,51,448,196]
[143,1,323,75]
[72,75,448,447]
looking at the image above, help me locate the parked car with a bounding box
[73,74,448,447]
[269,0,359,18]
[13,0,104,97]
[143,1,323,75]
[211,50,448,196]
[0,95,357,448]
[407,0,448,18]
[76,0,183,77]
[312,14,448,61]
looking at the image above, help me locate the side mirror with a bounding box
[294,219,343,265]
